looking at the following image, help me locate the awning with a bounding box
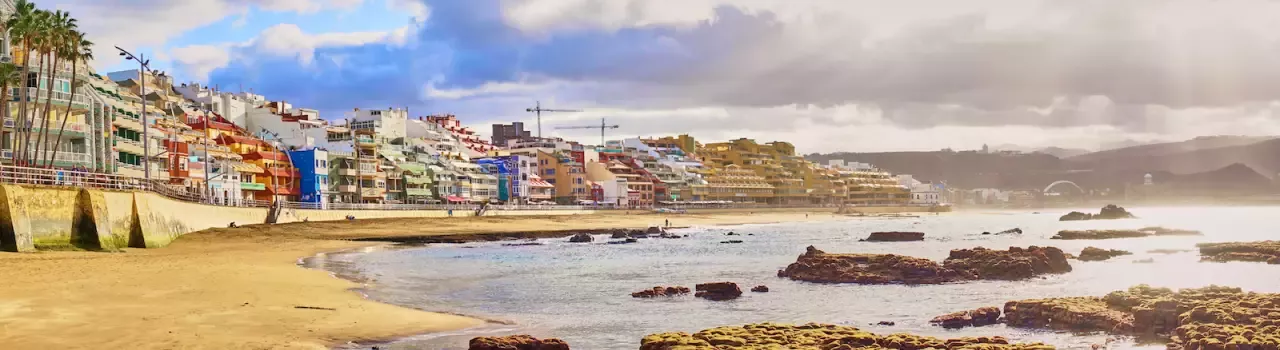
[232,163,264,173]
[445,195,465,202]
[396,162,426,174]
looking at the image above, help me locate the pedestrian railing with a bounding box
[0,164,944,212]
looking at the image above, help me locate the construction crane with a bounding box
[525,101,581,138]
[555,118,620,146]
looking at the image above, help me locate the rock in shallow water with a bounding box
[776,245,1071,284]
[1059,204,1136,221]
[750,285,769,293]
[694,282,742,301]
[1077,247,1132,261]
[862,231,926,242]
[469,335,570,350]
[631,286,690,298]
[930,306,1002,329]
[567,233,592,243]
[639,322,1054,350]
[1197,241,1280,264]
[1052,227,1201,240]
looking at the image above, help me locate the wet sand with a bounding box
[0,209,850,349]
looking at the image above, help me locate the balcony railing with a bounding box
[2,149,91,165]
[10,87,92,106]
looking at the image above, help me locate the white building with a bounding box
[175,82,263,128]
[345,108,408,140]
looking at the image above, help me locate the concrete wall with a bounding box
[2,185,595,252]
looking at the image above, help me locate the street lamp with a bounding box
[115,46,152,181]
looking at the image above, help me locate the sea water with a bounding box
[311,207,1280,349]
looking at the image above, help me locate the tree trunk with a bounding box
[33,52,57,167]
[47,61,76,167]
[14,43,32,166]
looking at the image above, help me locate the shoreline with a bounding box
[0,209,853,349]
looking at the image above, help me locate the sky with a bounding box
[34,0,1280,154]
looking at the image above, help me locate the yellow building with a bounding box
[699,138,807,204]
[842,170,910,206]
[689,165,774,203]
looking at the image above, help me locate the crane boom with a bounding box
[525,101,582,138]
[552,118,620,145]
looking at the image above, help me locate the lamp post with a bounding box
[115,46,152,181]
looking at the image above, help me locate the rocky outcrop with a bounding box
[631,286,690,298]
[777,246,1071,285]
[942,246,1072,280]
[983,228,1023,235]
[1052,227,1202,240]
[610,230,630,239]
[639,323,1055,350]
[469,335,570,350]
[645,226,664,234]
[750,285,769,293]
[1077,247,1132,261]
[720,240,744,244]
[694,282,743,301]
[1197,241,1280,264]
[568,233,592,243]
[930,306,1002,329]
[1003,285,1280,349]
[861,231,926,242]
[502,242,544,247]
[1059,205,1136,221]
[777,246,969,284]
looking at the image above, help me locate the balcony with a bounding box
[360,188,383,197]
[406,188,433,197]
[3,118,90,136]
[2,149,91,165]
[10,87,92,108]
[356,136,376,147]
[337,185,358,193]
[336,168,359,176]
[240,182,267,191]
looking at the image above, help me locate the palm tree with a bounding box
[32,10,70,167]
[6,0,38,165]
[47,33,90,166]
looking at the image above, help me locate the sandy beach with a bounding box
[0,209,850,349]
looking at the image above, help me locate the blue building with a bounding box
[477,155,533,203]
[287,149,330,205]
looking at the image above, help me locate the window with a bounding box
[544,169,555,176]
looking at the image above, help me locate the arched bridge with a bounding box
[1043,180,1084,194]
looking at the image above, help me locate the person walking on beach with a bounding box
[665,219,670,227]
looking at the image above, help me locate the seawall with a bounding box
[0,185,595,252]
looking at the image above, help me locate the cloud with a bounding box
[186,0,1280,151]
[35,0,373,68]
[171,24,409,81]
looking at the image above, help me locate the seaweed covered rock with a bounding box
[631,286,690,298]
[930,306,1003,329]
[750,285,769,293]
[1197,241,1280,264]
[778,246,1071,285]
[862,231,926,242]
[694,282,742,301]
[1052,227,1202,240]
[1077,247,1133,261]
[1003,284,1280,350]
[942,246,1072,280]
[1059,205,1136,221]
[568,233,593,243]
[469,335,570,350]
[639,322,1055,350]
[776,246,969,285]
